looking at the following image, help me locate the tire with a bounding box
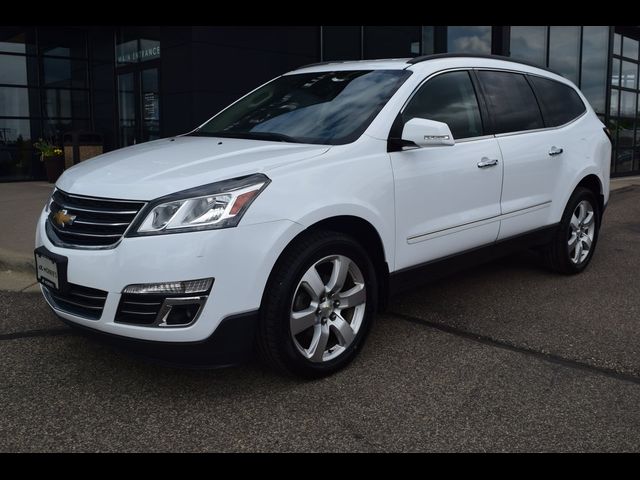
[543,187,601,274]
[257,230,378,378]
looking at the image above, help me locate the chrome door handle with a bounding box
[549,146,564,156]
[477,157,499,168]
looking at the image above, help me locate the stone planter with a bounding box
[43,155,65,183]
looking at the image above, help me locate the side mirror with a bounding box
[401,118,455,147]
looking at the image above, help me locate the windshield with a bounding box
[191,70,412,145]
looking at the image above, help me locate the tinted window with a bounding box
[477,71,543,134]
[195,70,412,145]
[403,71,483,139]
[528,76,586,127]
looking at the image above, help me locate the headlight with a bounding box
[128,174,270,236]
[44,190,55,213]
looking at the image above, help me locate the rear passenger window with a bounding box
[528,76,586,127]
[476,70,544,134]
[403,70,483,140]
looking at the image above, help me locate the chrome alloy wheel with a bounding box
[568,200,596,265]
[290,254,367,363]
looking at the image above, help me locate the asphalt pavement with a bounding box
[0,186,639,452]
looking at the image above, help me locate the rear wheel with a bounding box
[257,231,377,378]
[543,187,600,274]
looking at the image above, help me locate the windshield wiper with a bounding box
[189,130,301,143]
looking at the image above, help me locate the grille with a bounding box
[47,189,145,248]
[43,283,108,320]
[116,293,164,325]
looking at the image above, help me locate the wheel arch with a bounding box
[575,173,605,215]
[554,170,605,224]
[261,215,391,313]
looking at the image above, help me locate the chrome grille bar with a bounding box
[46,189,146,248]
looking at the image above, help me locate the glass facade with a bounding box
[0,27,91,181]
[510,26,547,66]
[506,26,640,175]
[609,32,640,174]
[447,26,492,54]
[507,26,610,115]
[1,25,639,181]
[115,27,161,147]
[581,26,609,114]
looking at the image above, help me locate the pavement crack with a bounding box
[388,310,640,386]
[19,282,38,292]
[0,327,73,342]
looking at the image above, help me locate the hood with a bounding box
[57,136,330,200]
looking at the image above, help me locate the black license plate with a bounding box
[34,246,68,292]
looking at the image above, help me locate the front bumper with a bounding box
[57,310,260,367]
[36,209,303,343]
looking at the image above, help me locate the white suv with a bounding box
[35,54,611,377]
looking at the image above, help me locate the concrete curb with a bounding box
[610,180,640,192]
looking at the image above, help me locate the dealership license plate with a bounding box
[34,247,67,292]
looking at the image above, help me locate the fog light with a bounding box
[165,303,201,326]
[157,296,208,328]
[123,278,213,295]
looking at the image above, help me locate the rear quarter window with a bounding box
[528,76,587,127]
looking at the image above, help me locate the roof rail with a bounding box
[406,53,560,76]
[294,58,410,70]
[295,60,347,70]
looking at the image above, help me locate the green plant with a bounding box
[33,138,63,160]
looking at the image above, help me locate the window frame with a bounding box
[474,67,589,137]
[399,69,487,141]
[390,68,492,147]
[196,69,414,146]
[0,28,91,140]
[609,34,640,175]
[474,68,545,136]
[389,66,591,149]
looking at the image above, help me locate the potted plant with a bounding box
[34,138,65,183]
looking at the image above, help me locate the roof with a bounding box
[406,53,561,75]
[292,54,561,78]
[291,58,410,74]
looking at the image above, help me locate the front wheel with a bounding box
[543,187,600,274]
[257,231,377,378]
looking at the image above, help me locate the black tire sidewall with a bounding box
[265,232,378,377]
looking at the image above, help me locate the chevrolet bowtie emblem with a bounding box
[53,209,76,228]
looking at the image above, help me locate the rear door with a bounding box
[476,70,563,239]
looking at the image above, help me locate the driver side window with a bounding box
[403,70,483,140]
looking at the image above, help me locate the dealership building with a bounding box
[0,25,639,182]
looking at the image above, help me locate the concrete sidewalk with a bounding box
[0,176,639,291]
[0,182,53,268]
[0,181,53,292]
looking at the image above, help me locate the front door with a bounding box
[117,66,160,148]
[390,70,504,270]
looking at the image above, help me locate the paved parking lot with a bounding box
[1,186,639,452]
